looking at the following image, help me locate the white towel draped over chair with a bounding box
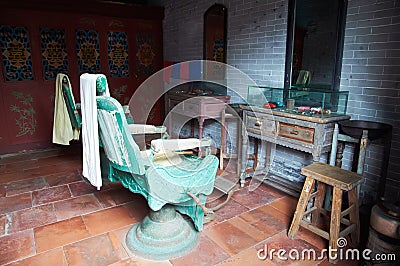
[80,73,110,190]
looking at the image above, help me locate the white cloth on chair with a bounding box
[80,73,110,190]
[52,74,80,145]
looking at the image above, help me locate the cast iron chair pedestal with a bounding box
[126,204,199,260]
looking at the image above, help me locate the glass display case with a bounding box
[247,86,349,117]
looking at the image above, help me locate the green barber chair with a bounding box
[96,95,219,260]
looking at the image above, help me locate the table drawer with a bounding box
[246,115,276,135]
[183,102,200,114]
[278,122,314,144]
[204,102,226,117]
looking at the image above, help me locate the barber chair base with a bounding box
[126,204,200,260]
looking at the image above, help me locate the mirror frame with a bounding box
[284,0,348,91]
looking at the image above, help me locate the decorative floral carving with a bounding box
[108,31,129,77]
[136,33,155,77]
[10,91,37,137]
[0,25,34,81]
[40,28,68,80]
[76,30,101,74]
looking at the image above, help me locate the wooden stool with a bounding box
[288,162,363,263]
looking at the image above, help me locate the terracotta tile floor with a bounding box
[0,145,360,266]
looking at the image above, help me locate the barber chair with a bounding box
[96,95,219,260]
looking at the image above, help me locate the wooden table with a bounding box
[166,93,230,140]
[239,105,350,195]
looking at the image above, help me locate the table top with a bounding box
[168,92,231,102]
[240,105,350,124]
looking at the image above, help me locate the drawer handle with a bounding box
[255,120,262,127]
[290,130,299,135]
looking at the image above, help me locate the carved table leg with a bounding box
[335,142,345,168]
[240,132,249,187]
[198,117,205,156]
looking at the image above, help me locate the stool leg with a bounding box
[312,182,326,225]
[329,187,343,263]
[348,186,360,246]
[288,176,315,239]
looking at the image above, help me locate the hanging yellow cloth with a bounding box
[52,74,80,145]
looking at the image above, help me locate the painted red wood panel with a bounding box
[0,6,164,154]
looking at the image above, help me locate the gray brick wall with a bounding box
[341,0,400,203]
[156,0,288,156]
[158,0,287,87]
[152,0,400,203]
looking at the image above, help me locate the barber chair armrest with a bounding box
[122,105,167,137]
[128,124,167,135]
[151,138,212,153]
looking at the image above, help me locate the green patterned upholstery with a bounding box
[95,75,108,94]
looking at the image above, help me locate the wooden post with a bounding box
[220,108,226,169]
[335,142,344,168]
[240,116,249,187]
[357,129,368,175]
[329,124,339,166]
[324,123,339,211]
